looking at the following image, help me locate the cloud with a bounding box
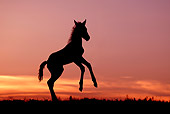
[135,80,170,96]
[0,75,100,99]
[95,77,170,100]
[1,75,170,100]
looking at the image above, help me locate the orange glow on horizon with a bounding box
[1,75,170,101]
[0,75,102,100]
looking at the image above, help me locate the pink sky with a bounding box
[0,0,170,100]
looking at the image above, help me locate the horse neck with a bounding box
[70,32,82,47]
[71,37,82,47]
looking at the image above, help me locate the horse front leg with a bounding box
[81,57,98,88]
[74,61,85,92]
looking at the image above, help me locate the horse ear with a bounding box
[82,19,86,25]
[74,20,78,26]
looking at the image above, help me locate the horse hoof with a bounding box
[79,87,83,92]
[52,96,58,102]
[94,82,98,88]
[79,81,83,92]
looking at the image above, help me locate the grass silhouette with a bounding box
[0,96,170,105]
[1,97,169,113]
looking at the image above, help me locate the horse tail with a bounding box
[38,61,47,81]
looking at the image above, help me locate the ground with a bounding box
[0,97,169,112]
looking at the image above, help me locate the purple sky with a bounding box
[0,0,170,100]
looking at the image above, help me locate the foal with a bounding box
[38,20,97,101]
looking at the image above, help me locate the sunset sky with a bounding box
[0,0,170,100]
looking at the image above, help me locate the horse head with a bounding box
[74,19,90,41]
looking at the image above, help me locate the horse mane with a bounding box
[68,22,81,43]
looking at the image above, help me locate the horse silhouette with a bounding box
[38,20,98,101]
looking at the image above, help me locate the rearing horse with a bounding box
[38,20,97,101]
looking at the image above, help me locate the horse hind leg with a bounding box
[47,66,64,101]
[47,76,58,101]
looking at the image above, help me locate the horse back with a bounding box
[47,46,83,65]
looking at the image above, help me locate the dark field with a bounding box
[1,96,170,105]
[1,97,170,113]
